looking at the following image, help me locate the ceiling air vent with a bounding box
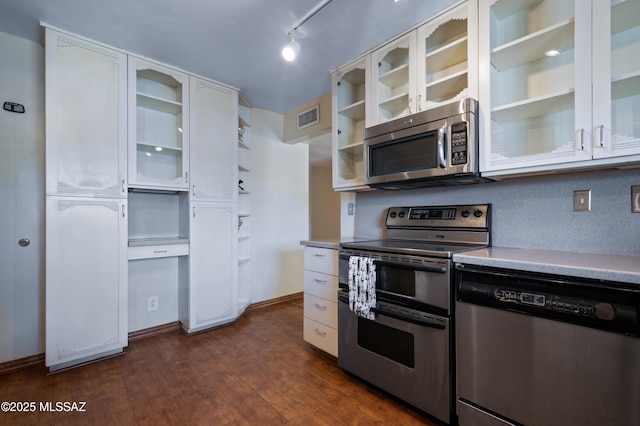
[297,105,320,130]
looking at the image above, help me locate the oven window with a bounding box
[369,132,438,176]
[357,317,414,368]
[378,265,416,297]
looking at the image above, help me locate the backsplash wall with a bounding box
[355,168,640,256]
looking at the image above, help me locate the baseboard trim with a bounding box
[0,292,305,374]
[128,321,181,342]
[0,353,45,376]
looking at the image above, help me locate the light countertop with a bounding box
[453,247,640,285]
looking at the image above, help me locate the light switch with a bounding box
[573,190,591,212]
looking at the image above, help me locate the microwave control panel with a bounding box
[450,122,468,165]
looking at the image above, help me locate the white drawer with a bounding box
[304,270,338,302]
[128,244,189,260]
[304,293,337,329]
[304,246,338,275]
[303,317,337,357]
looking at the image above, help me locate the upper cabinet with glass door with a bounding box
[592,0,640,160]
[370,33,417,125]
[332,56,370,190]
[417,1,478,111]
[128,57,190,190]
[479,0,592,174]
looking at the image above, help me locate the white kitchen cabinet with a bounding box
[45,29,127,198]
[371,32,418,124]
[479,0,640,176]
[128,57,190,190]
[592,0,640,160]
[416,1,478,111]
[183,202,237,333]
[302,246,339,357]
[332,56,370,190]
[45,196,127,370]
[370,2,478,125]
[190,77,238,202]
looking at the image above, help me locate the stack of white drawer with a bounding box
[303,245,339,357]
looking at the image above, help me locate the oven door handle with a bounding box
[371,307,447,329]
[374,260,447,274]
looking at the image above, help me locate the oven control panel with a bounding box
[386,204,490,230]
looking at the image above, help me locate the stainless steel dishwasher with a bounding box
[455,264,640,426]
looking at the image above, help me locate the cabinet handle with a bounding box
[408,97,413,114]
[417,94,422,112]
[192,185,196,197]
[576,128,584,150]
[121,178,126,193]
[597,124,604,148]
[193,207,196,218]
[312,253,327,257]
[185,171,189,183]
[314,303,327,311]
[313,278,327,284]
[314,328,327,337]
[122,205,126,218]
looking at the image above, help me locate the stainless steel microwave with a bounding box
[364,98,490,189]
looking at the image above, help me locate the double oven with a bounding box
[338,204,491,424]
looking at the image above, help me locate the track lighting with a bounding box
[282,31,301,62]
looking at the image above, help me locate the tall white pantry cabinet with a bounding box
[45,29,128,370]
[45,27,243,369]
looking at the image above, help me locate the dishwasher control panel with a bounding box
[495,288,607,318]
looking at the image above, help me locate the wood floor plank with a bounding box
[0,299,438,425]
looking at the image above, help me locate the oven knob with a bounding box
[461,210,470,218]
[398,211,406,218]
[473,209,483,218]
[390,211,397,218]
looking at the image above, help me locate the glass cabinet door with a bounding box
[479,0,591,173]
[128,57,189,190]
[332,57,370,190]
[592,0,640,159]
[371,33,417,124]
[417,1,478,111]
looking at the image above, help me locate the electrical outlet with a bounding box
[348,203,354,216]
[632,186,640,213]
[573,190,591,212]
[147,296,158,312]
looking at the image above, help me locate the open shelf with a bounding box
[492,19,575,71]
[137,93,182,114]
[426,37,468,75]
[338,100,366,121]
[379,63,409,89]
[492,89,574,123]
[426,70,468,103]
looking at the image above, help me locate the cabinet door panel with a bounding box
[592,0,640,159]
[128,57,190,190]
[188,202,237,330]
[190,78,237,201]
[45,29,127,197]
[46,197,127,367]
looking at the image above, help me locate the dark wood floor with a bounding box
[0,298,438,425]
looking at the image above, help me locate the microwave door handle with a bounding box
[437,126,447,168]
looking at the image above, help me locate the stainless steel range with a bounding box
[338,204,491,425]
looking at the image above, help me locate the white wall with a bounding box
[251,108,309,302]
[0,31,45,363]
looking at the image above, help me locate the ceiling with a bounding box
[0,0,457,115]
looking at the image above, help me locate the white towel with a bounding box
[348,256,376,320]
